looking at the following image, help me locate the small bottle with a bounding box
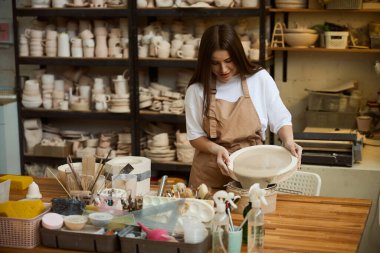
[245,184,267,253]
[211,191,230,253]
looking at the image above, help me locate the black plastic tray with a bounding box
[40,227,119,252]
[119,235,211,253]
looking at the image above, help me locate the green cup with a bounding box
[228,228,242,253]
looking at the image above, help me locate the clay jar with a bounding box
[58,32,70,57]
[113,75,127,95]
[95,36,108,58]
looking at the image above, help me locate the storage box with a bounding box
[33,142,72,157]
[327,0,362,9]
[370,36,380,49]
[305,111,357,129]
[120,235,211,253]
[0,205,50,248]
[325,31,349,49]
[40,227,120,253]
[307,91,361,113]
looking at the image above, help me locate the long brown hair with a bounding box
[188,24,262,116]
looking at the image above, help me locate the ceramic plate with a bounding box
[65,2,90,7]
[108,107,130,113]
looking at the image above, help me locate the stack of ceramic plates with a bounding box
[275,0,307,9]
[108,94,130,113]
[60,130,89,139]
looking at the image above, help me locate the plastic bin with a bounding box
[120,235,211,253]
[40,227,120,252]
[305,110,357,128]
[327,0,362,9]
[307,91,361,113]
[325,31,349,49]
[0,205,50,248]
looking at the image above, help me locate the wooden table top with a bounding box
[1,177,372,253]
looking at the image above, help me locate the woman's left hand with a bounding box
[283,140,303,169]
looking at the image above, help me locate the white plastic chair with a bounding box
[277,171,322,196]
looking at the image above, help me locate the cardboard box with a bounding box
[34,143,72,157]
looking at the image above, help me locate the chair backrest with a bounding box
[277,171,322,196]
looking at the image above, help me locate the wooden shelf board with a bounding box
[23,155,191,172]
[140,110,186,123]
[136,7,263,17]
[21,108,131,120]
[269,8,380,13]
[137,58,197,68]
[269,47,380,53]
[15,7,128,17]
[18,56,128,66]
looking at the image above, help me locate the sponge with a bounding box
[0,199,45,218]
[0,175,33,190]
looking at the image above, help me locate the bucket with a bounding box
[226,181,277,214]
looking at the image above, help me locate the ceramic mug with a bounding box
[177,44,196,59]
[52,0,67,7]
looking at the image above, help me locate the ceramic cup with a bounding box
[177,44,196,59]
[242,0,258,7]
[356,116,373,132]
[59,100,69,110]
[52,0,67,7]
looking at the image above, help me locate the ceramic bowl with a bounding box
[284,33,319,48]
[228,145,298,189]
[22,99,42,108]
[64,215,88,230]
[89,212,113,227]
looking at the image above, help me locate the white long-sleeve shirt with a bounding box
[185,69,292,141]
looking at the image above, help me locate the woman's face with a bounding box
[211,50,238,83]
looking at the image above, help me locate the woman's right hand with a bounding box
[213,145,231,177]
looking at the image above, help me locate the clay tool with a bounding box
[47,168,72,198]
[157,175,168,197]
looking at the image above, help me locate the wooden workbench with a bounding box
[1,177,371,253]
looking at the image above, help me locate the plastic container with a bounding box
[307,91,361,113]
[305,110,357,128]
[0,205,50,248]
[119,234,211,253]
[40,227,120,252]
[370,36,380,49]
[325,31,349,49]
[326,0,362,9]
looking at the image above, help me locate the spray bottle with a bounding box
[242,183,267,253]
[211,190,237,253]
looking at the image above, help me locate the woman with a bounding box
[185,24,302,189]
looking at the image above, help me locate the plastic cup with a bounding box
[228,227,242,253]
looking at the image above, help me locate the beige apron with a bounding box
[189,77,263,189]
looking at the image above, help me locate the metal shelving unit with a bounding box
[12,0,271,176]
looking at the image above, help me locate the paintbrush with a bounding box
[67,155,83,190]
[89,149,112,193]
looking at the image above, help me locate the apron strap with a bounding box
[208,80,218,139]
[241,76,250,98]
